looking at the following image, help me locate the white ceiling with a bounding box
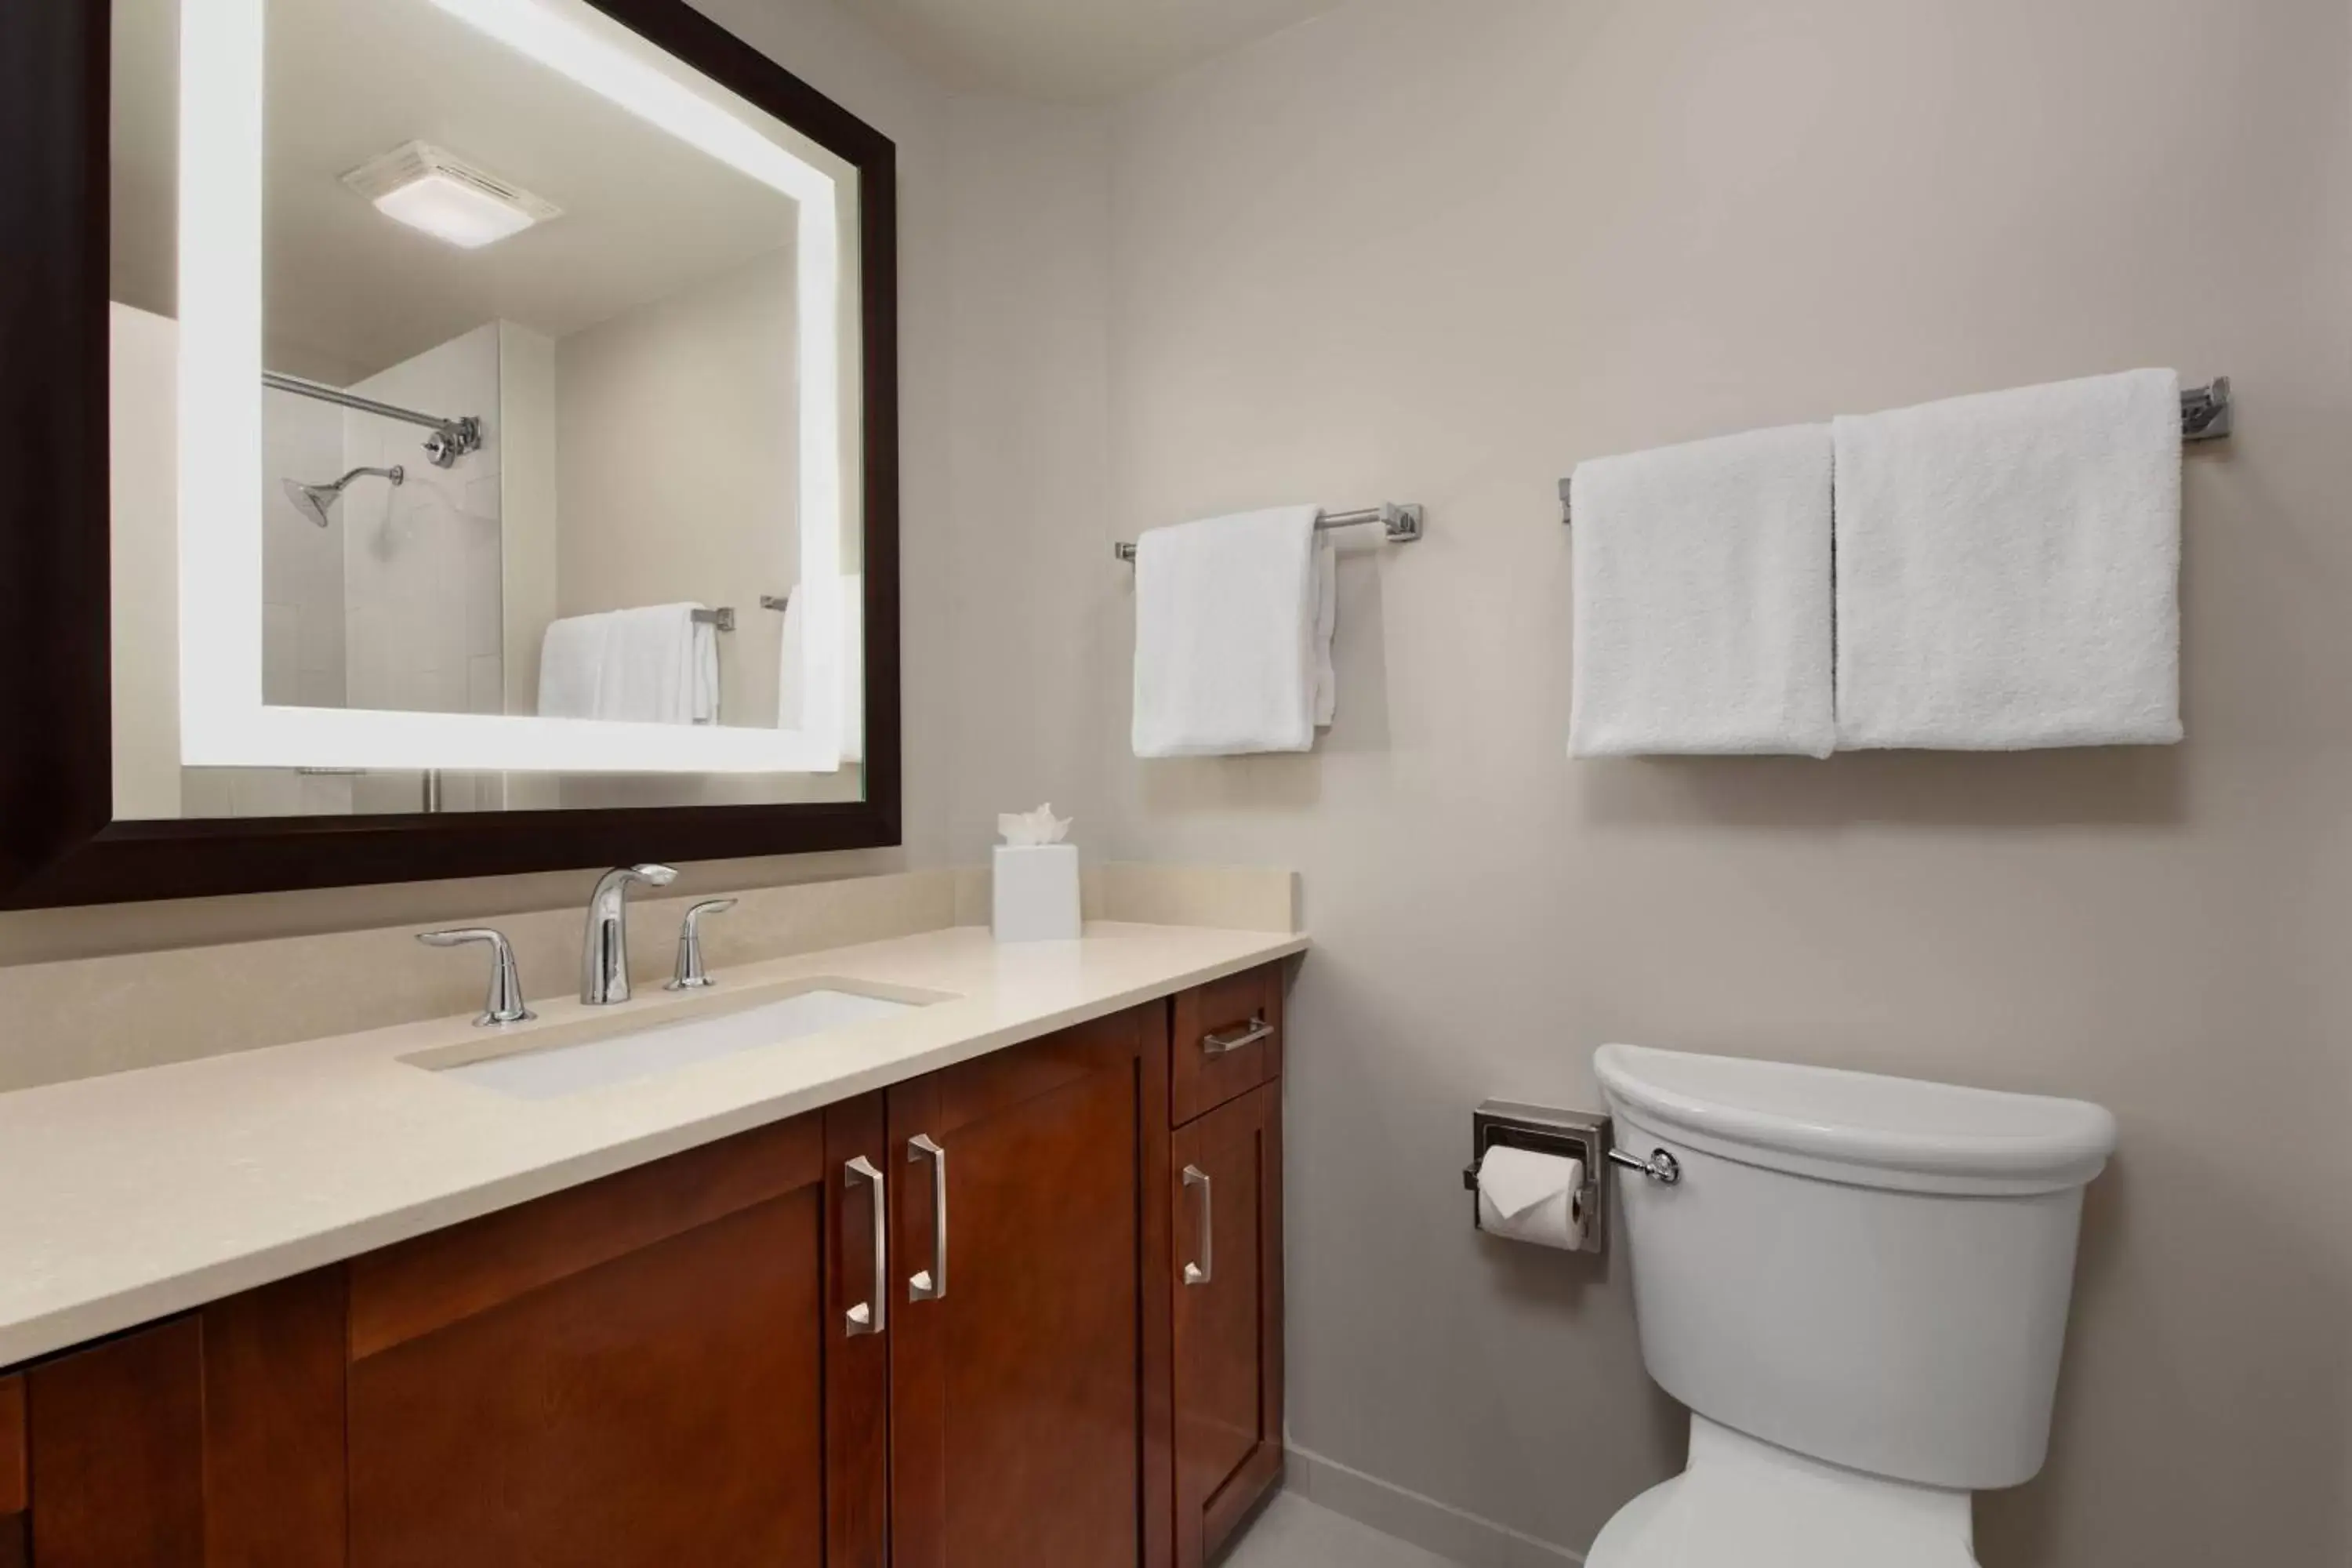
[853,0,1349,103]
[111,0,803,382]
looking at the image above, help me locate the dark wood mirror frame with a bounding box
[0,0,900,909]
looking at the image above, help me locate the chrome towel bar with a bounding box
[1115,502,1425,563]
[1555,376,2234,525]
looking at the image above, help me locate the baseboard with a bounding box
[1283,1442,1585,1567]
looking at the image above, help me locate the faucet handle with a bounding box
[418,927,535,1026]
[667,898,738,991]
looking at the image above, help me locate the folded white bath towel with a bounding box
[692,618,720,724]
[536,613,612,720]
[1132,505,1330,757]
[1834,368,2182,750]
[537,604,717,724]
[601,604,717,725]
[1568,423,1835,757]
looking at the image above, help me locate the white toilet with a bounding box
[1588,1043,2118,1567]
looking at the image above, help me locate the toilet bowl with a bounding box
[1588,1044,2117,1568]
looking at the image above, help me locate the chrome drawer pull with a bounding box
[844,1155,887,1335]
[1182,1164,1214,1286]
[1201,1015,1272,1057]
[908,1134,947,1301]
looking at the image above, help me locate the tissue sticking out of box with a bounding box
[998,804,1072,847]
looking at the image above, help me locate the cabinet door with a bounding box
[19,1268,347,1568]
[343,1105,885,1568]
[887,1007,1174,1568]
[1171,1082,1284,1567]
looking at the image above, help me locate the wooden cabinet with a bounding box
[342,1105,882,1568]
[1171,1082,1285,1566]
[0,1376,22,1568]
[887,1004,1174,1568]
[0,967,1290,1568]
[6,1105,884,1568]
[13,1269,345,1568]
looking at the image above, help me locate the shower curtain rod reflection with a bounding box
[263,370,485,469]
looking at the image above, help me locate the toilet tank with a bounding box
[1595,1044,2117,1493]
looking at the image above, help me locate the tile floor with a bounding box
[1218,1492,1463,1568]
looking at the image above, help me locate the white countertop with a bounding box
[0,921,1307,1368]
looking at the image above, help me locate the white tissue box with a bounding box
[993,844,1080,942]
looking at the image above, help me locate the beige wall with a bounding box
[932,96,1121,851]
[554,248,797,729]
[1060,0,2352,1562]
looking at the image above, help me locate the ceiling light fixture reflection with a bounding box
[341,141,561,249]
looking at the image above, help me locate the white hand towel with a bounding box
[1833,368,2182,750]
[1568,424,1835,757]
[1132,505,1325,757]
[691,617,720,724]
[773,580,864,762]
[840,579,865,762]
[1311,535,1338,728]
[536,612,612,719]
[595,604,702,724]
[775,588,802,732]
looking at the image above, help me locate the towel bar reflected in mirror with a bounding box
[688,597,793,633]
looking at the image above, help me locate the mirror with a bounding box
[106,0,878,821]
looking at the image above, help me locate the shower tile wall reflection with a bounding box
[225,324,506,816]
[260,390,346,710]
[337,325,502,725]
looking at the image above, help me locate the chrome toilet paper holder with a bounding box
[1461,1100,1612,1255]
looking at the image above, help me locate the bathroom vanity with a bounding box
[0,927,1296,1568]
[5,0,1300,1554]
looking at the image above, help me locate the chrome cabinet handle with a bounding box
[1201,1015,1272,1057]
[1182,1164,1214,1286]
[907,1134,948,1301]
[1607,1146,1682,1185]
[416,927,534,1026]
[844,1155,886,1336]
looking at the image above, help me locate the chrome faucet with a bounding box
[580,864,677,1005]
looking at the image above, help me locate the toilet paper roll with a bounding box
[1475,1146,1586,1250]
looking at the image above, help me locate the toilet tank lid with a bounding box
[1594,1044,2118,1191]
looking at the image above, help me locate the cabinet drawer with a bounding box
[1171,964,1283,1127]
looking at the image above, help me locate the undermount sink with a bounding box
[409,980,942,1101]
